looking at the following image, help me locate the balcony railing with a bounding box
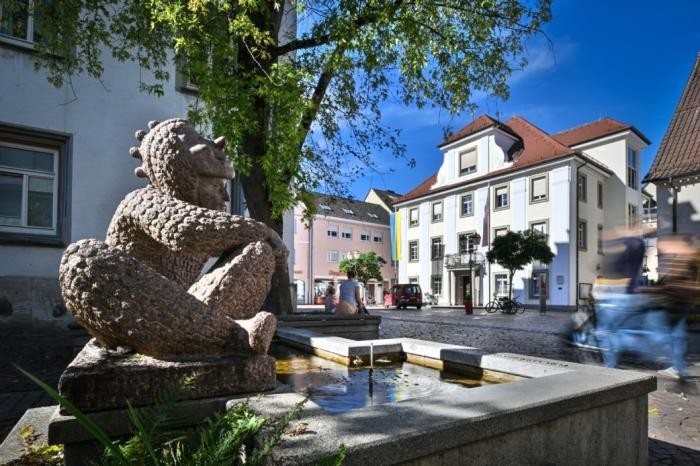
[444,251,486,269]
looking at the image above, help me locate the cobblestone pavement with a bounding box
[370,306,700,465]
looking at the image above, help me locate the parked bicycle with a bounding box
[423,292,439,306]
[486,294,525,314]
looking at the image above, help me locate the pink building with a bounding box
[293,191,398,304]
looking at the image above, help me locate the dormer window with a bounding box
[367,213,379,219]
[459,148,477,175]
[342,208,354,215]
[320,204,332,211]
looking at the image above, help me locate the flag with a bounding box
[391,211,402,261]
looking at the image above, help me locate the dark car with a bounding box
[391,284,423,310]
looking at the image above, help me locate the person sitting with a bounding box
[336,269,362,315]
[324,284,337,313]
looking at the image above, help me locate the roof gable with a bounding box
[646,54,700,182]
[438,115,520,147]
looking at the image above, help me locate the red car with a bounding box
[390,284,423,310]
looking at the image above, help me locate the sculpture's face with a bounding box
[181,126,234,210]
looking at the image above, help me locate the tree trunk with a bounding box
[508,270,514,301]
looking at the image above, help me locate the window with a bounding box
[494,185,509,209]
[627,148,637,189]
[460,193,474,217]
[458,232,479,253]
[577,174,587,202]
[459,148,477,175]
[577,219,587,250]
[342,208,354,215]
[431,237,443,260]
[597,181,603,209]
[327,224,338,238]
[327,250,338,262]
[0,124,71,246]
[367,213,379,219]
[597,224,603,254]
[530,175,547,202]
[340,251,348,261]
[530,271,549,299]
[341,226,352,239]
[628,204,638,227]
[431,201,443,222]
[409,207,419,227]
[494,226,509,238]
[530,221,548,238]
[408,277,419,284]
[373,231,384,243]
[409,240,419,262]
[0,1,45,45]
[360,230,370,241]
[320,204,332,211]
[494,273,509,297]
[431,275,443,296]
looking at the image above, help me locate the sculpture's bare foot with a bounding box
[237,312,277,355]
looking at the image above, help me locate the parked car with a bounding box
[391,284,423,310]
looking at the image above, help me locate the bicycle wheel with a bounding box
[515,301,525,314]
[486,301,498,313]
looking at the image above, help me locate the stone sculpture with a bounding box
[59,119,286,360]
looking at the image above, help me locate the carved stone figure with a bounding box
[59,119,286,359]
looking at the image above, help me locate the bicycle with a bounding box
[486,294,525,314]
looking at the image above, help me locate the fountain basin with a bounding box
[241,327,655,465]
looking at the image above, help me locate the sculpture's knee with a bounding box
[236,312,277,355]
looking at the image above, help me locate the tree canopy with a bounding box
[486,230,554,299]
[20,0,552,312]
[339,251,387,286]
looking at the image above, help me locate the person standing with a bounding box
[336,269,363,315]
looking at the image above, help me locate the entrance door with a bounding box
[462,275,472,305]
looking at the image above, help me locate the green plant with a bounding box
[5,424,63,465]
[16,366,308,465]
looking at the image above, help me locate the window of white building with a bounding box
[341,226,352,239]
[0,125,71,246]
[628,204,638,227]
[577,219,587,250]
[627,148,637,189]
[597,181,603,209]
[408,277,419,284]
[327,224,338,238]
[494,185,509,210]
[409,240,419,262]
[409,207,419,227]
[360,230,370,241]
[530,270,548,299]
[597,224,604,254]
[577,174,587,202]
[458,232,479,253]
[494,273,508,297]
[327,250,338,262]
[431,275,443,296]
[530,175,547,202]
[431,237,443,260]
[530,220,548,238]
[431,201,443,222]
[459,148,477,175]
[494,226,509,238]
[460,193,473,217]
[373,231,384,243]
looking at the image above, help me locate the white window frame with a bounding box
[530,270,549,299]
[494,273,509,297]
[494,184,509,210]
[628,203,638,227]
[327,224,338,238]
[530,220,548,239]
[458,231,479,253]
[578,219,587,250]
[459,148,477,175]
[0,0,40,48]
[529,175,548,203]
[577,173,587,202]
[360,230,370,242]
[341,226,352,239]
[627,147,637,189]
[493,226,509,238]
[409,207,419,227]
[431,275,443,296]
[431,201,443,223]
[460,193,474,217]
[373,231,384,243]
[327,250,338,263]
[0,140,58,236]
[409,240,419,262]
[431,236,443,260]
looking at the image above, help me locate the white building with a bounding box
[0,7,295,331]
[394,114,649,309]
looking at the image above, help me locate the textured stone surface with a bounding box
[58,340,276,412]
[59,118,287,359]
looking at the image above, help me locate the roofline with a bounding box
[566,126,651,147]
[644,168,700,184]
[437,121,521,149]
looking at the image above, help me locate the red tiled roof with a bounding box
[646,54,700,182]
[552,118,650,147]
[438,115,520,147]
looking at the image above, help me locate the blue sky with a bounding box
[347,0,700,199]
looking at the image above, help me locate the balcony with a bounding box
[444,251,486,269]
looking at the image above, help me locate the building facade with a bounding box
[394,114,649,309]
[293,193,397,305]
[645,54,700,273]
[0,6,296,331]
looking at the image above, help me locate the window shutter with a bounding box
[460,149,477,173]
[532,177,546,199]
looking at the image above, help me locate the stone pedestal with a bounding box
[58,340,276,412]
